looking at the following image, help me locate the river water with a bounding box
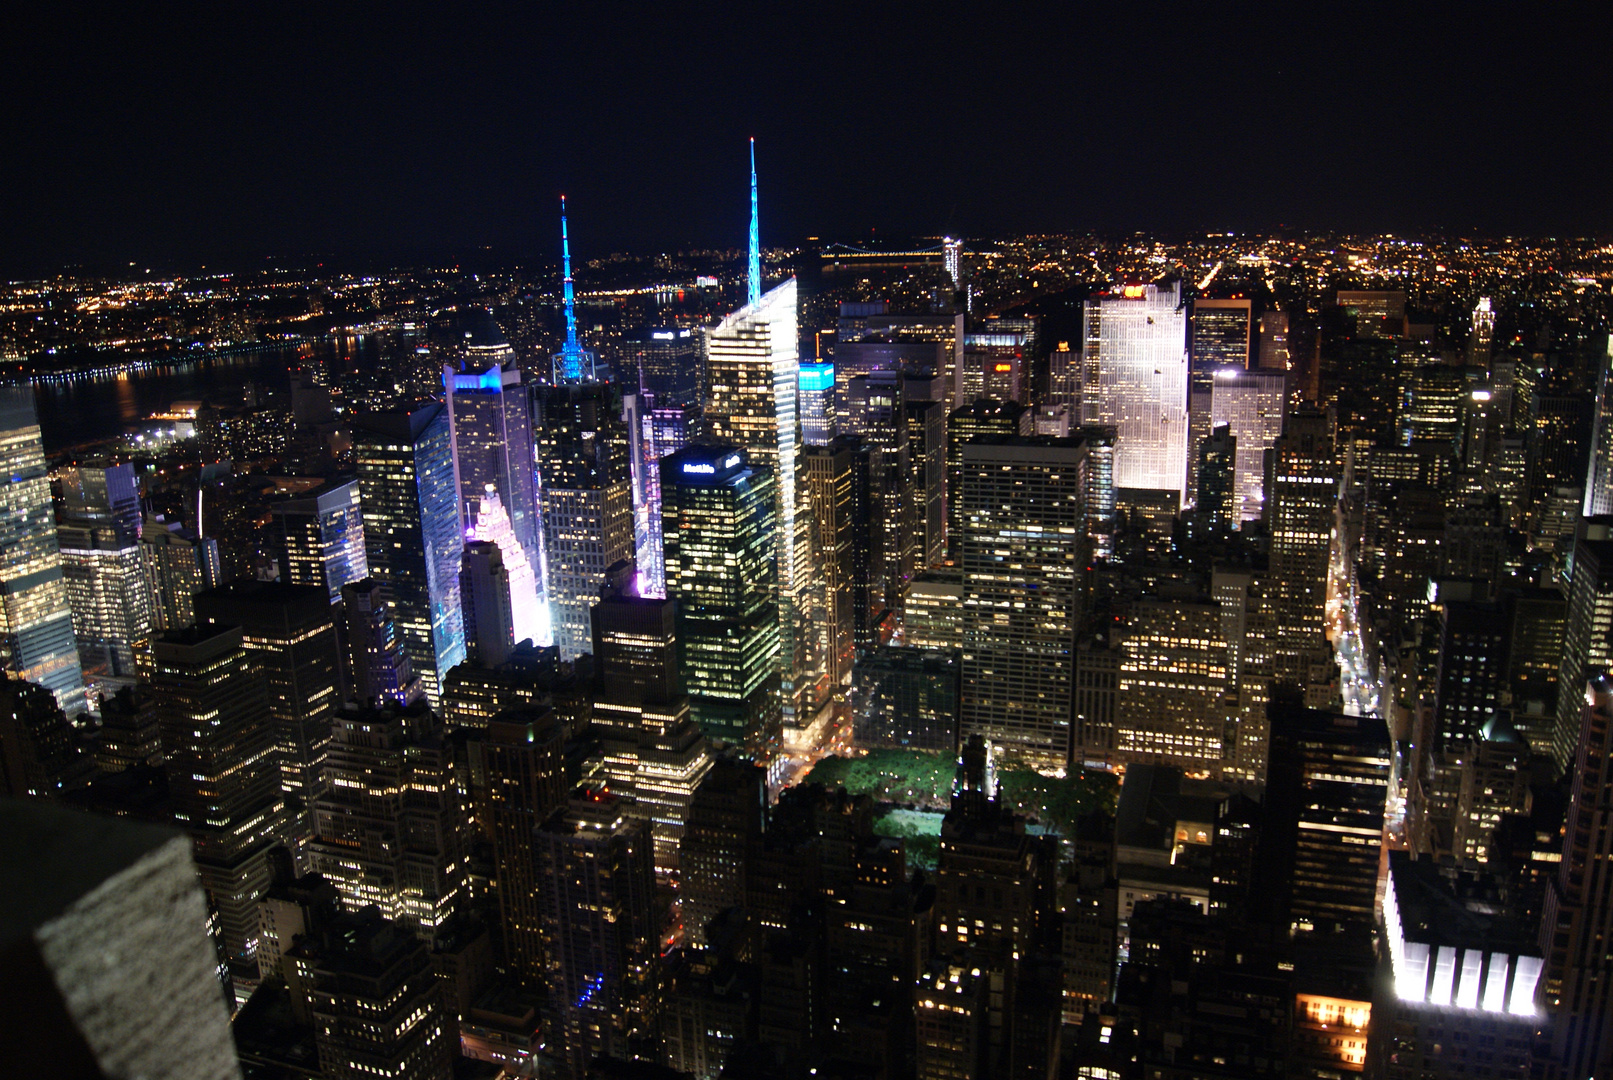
[30,336,388,452]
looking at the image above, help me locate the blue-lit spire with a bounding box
[553,195,595,383]
[747,138,761,308]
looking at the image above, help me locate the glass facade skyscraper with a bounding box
[1209,366,1287,525]
[354,404,465,706]
[1081,281,1190,502]
[799,362,835,446]
[0,387,83,713]
[270,477,368,605]
[444,361,541,577]
[660,445,780,754]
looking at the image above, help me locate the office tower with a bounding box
[1553,535,1613,772]
[140,512,220,631]
[59,462,141,537]
[957,328,1028,405]
[841,372,918,615]
[197,581,341,859]
[256,856,341,985]
[1208,366,1285,524]
[626,326,702,410]
[354,403,466,706]
[1469,296,1496,367]
[945,399,1033,556]
[907,398,947,570]
[443,360,540,574]
[440,642,593,735]
[93,685,161,773]
[0,799,244,1080]
[1191,298,1253,369]
[1268,409,1339,699]
[802,440,857,691]
[307,699,466,940]
[638,403,695,599]
[1398,362,1467,452]
[1377,852,1539,1080]
[462,486,544,655]
[1258,309,1290,371]
[460,540,515,666]
[1584,339,1613,516]
[1451,718,1531,865]
[661,445,781,753]
[854,645,960,751]
[1114,598,1232,774]
[903,570,963,649]
[342,578,421,706]
[1541,675,1613,1076]
[57,520,151,678]
[292,908,456,1080]
[534,381,635,661]
[0,386,84,712]
[1529,390,1593,512]
[270,477,368,604]
[1505,588,1566,752]
[0,675,82,797]
[536,792,658,1078]
[1266,705,1390,937]
[1080,281,1190,503]
[474,708,567,983]
[1431,600,1508,749]
[1336,289,1406,338]
[680,758,768,947]
[800,361,835,446]
[150,625,284,987]
[1193,424,1235,528]
[590,563,713,882]
[551,196,598,384]
[958,436,1088,766]
[914,958,990,1080]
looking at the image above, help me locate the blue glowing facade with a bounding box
[800,362,835,446]
[748,139,761,308]
[552,196,598,384]
[354,403,465,706]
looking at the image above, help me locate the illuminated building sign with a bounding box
[992,362,1013,373]
[799,363,834,392]
[652,331,675,340]
[1122,284,1147,298]
[682,463,714,475]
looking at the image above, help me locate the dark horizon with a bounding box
[5,5,1611,277]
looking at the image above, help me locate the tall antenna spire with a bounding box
[748,138,761,307]
[553,195,595,383]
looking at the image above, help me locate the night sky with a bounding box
[5,4,1610,273]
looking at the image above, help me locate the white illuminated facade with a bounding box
[466,487,545,649]
[1080,281,1190,501]
[1208,367,1286,525]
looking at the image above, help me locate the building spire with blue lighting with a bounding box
[552,195,595,383]
[748,138,761,308]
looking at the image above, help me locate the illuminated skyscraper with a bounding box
[1583,339,1613,517]
[534,382,634,661]
[0,387,83,713]
[59,463,141,539]
[1268,409,1339,701]
[443,361,541,578]
[958,436,1089,766]
[802,440,858,691]
[150,624,284,990]
[342,577,421,706]
[58,520,150,679]
[1080,281,1190,502]
[660,445,780,753]
[1190,297,1253,369]
[1208,366,1286,524]
[625,326,702,410]
[140,513,220,632]
[800,362,835,446]
[463,487,544,653]
[1470,296,1496,367]
[1257,309,1290,371]
[551,196,598,384]
[354,404,466,706]
[637,404,694,598]
[270,477,368,605]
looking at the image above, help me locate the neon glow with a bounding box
[748,139,761,308]
[466,486,544,647]
[799,363,834,392]
[552,196,598,384]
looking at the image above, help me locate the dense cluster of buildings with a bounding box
[8,160,1613,1078]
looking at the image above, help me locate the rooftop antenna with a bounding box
[748,138,761,307]
[552,195,595,383]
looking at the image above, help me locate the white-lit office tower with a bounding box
[1080,281,1190,505]
[535,383,634,661]
[1584,339,1613,517]
[0,387,83,713]
[802,440,858,692]
[58,521,151,679]
[271,478,368,604]
[1268,409,1339,702]
[638,405,693,599]
[443,361,541,576]
[707,277,815,726]
[140,513,220,631]
[1470,296,1495,368]
[958,436,1088,767]
[1258,310,1290,371]
[800,362,835,446]
[1190,298,1253,368]
[354,404,466,706]
[1209,367,1286,524]
[461,487,544,664]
